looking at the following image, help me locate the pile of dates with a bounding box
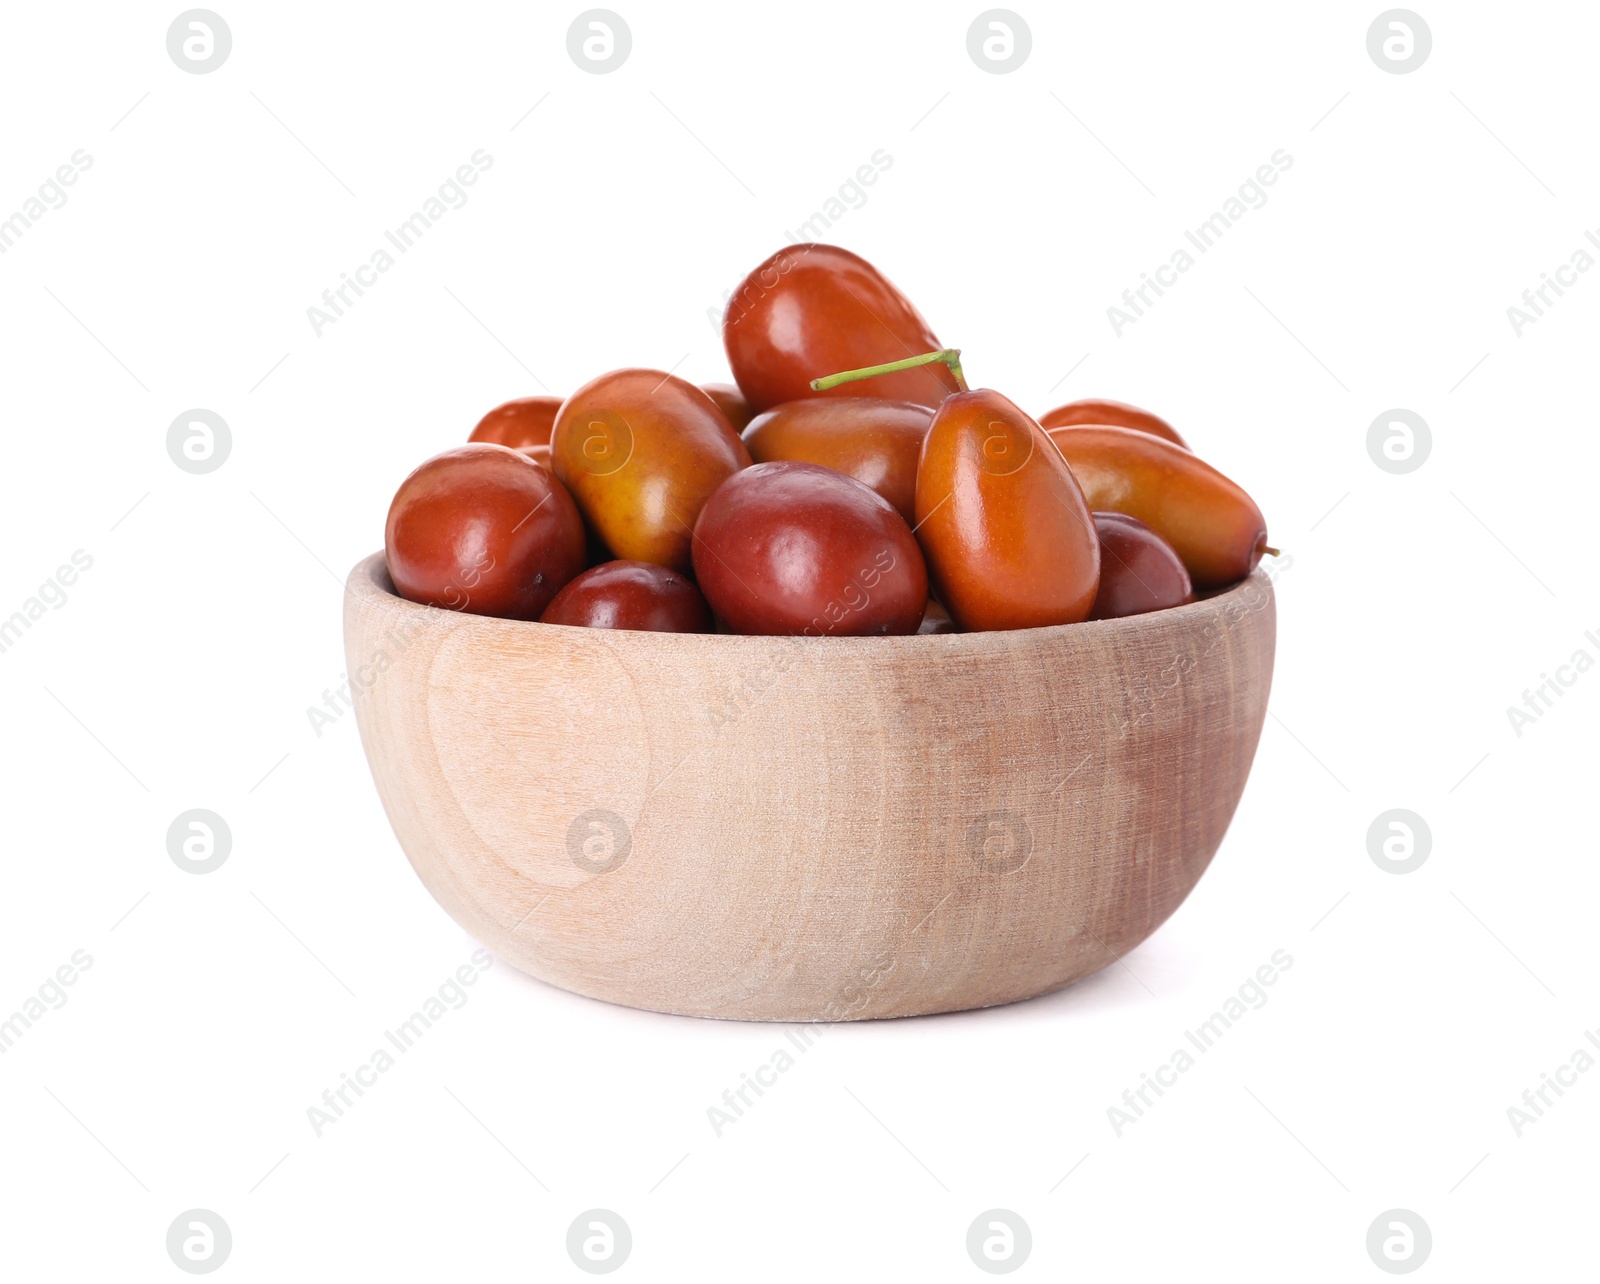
[384,245,1273,636]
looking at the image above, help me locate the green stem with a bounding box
[809,348,968,393]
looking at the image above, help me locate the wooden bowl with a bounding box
[344,552,1275,1021]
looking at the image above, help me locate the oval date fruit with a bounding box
[1040,398,1188,449]
[468,395,563,451]
[1049,425,1268,589]
[723,244,960,412]
[741,397,932,525]
[914,390,1100,631]
[540,560,711,633]
[1089,512,1194,620]
[385,443,585,619]
[692,461,927,636]
[550,368,751,573]
[701,382,755,433]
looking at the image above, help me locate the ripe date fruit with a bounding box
[540,560,711,633]
[1049,426,1269,588]
[550,368,751,573]
[1088,512,1194,620]
[468,395,563,451]
[914,390,1100,631]
[741,397,932,524]
[691,461,927,636]
[1040,398,1188,449]
[702,382,755,433]
[723,245,960,412]
[385,443,586,619]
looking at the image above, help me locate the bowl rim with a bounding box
[346,550,1275,653]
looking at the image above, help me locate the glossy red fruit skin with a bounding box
[742,397,932,525]
[468,396,563,450]
[1040,398,1189,450]
[540,560,711,633]
[692,461,928,636]
[1048,425,1268,589]
[701,382,755,433]
[1089,512,1195,620]
[914,390,1101,632]
[385,444,586,619]
[722,244,960,412]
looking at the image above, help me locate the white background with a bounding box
[2,1,1596,1278]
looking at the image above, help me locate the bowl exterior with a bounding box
[344,553,1275,1020]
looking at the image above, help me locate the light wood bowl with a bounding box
[344,552,1275,1021]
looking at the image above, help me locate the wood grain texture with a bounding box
[344,552,1275,1021]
